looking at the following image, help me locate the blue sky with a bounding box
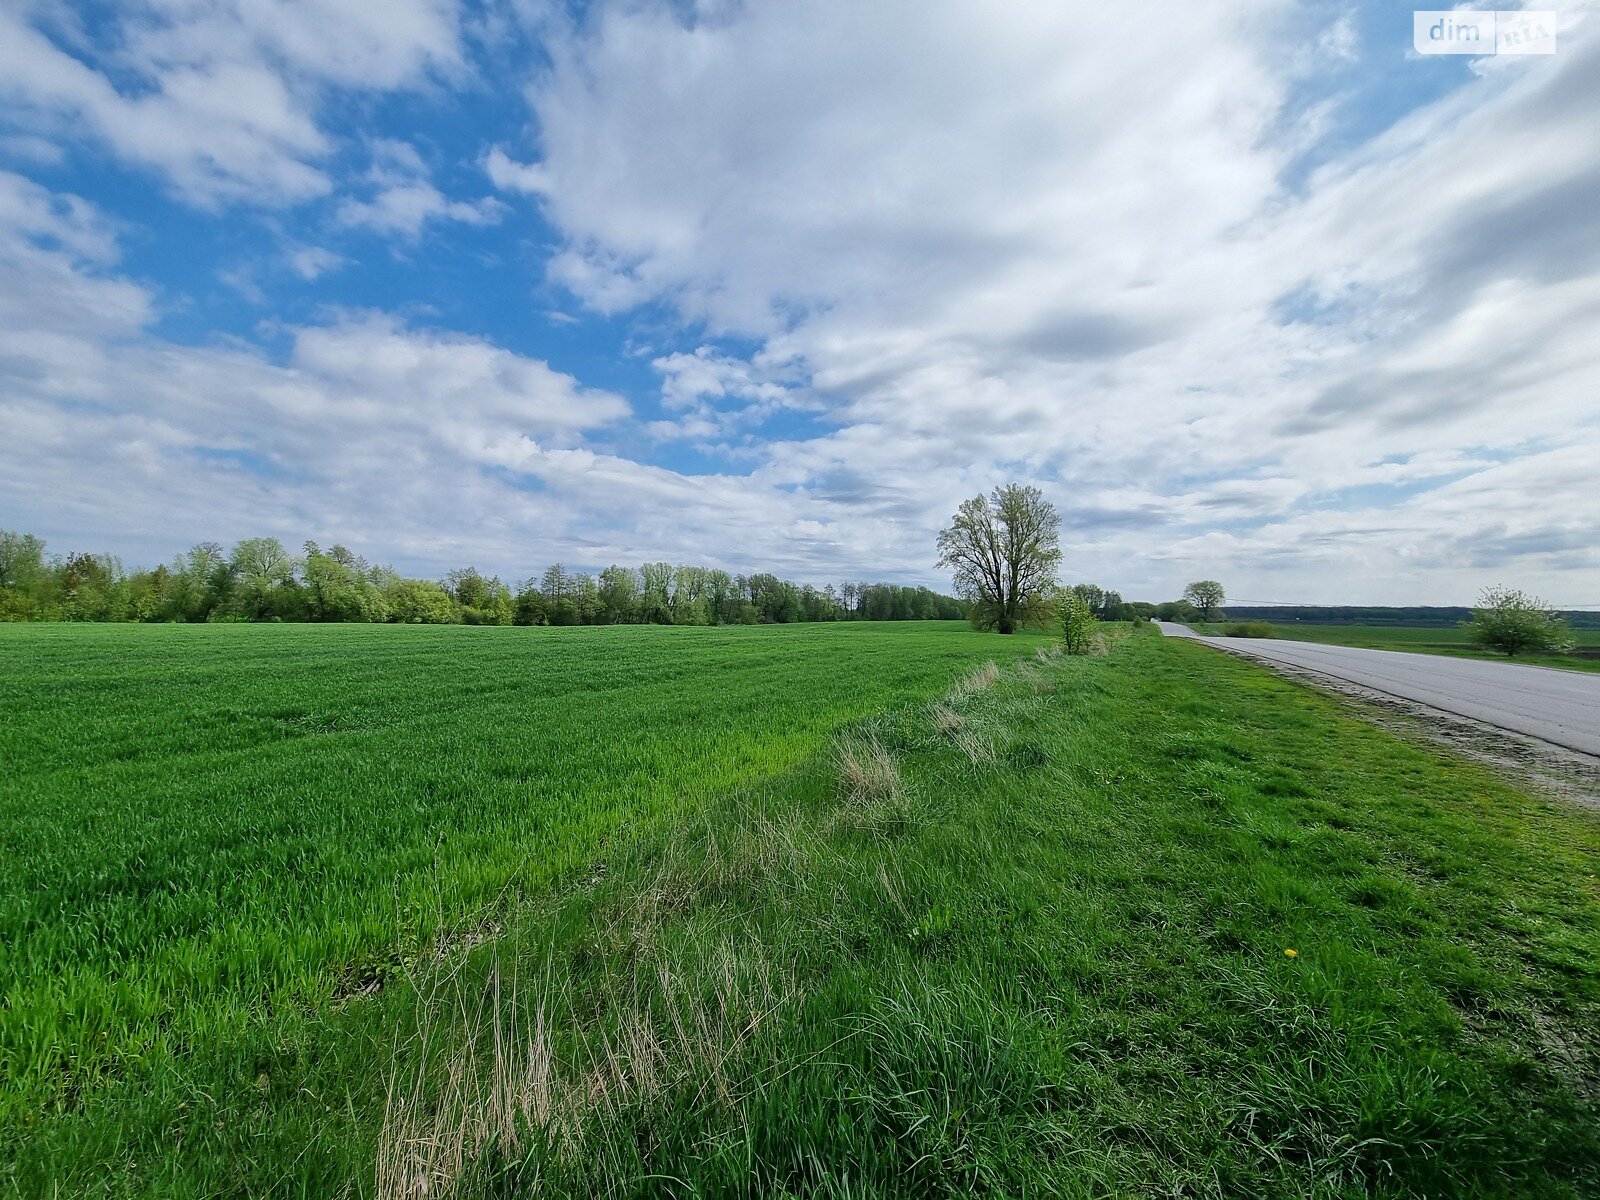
[1,0,1597,603]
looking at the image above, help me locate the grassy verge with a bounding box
[372,631,1597,1198]
[1190,621,1600,673]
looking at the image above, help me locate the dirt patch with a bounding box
[1216,646,1600,811]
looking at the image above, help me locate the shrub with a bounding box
[1060,590,1097,655]
[1464,587,1574,656]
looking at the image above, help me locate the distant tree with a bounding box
[597,565,638,624]
[1059,588,1098,654]
[0,530,49,620]
[446,566,512,625]
[1465,587,1574,657]
[705,569,739,625]
[306,542,388,622]
[513,579,548,626]
[387,578,458,624]
[1183,580,1226,619]
[936,483,1062,634]
[57,552,128,621]
[0,527,969,629]
[640,562,673,624]
[670,565,711,625]
[572,573,601,625]
[168,542,235,622]
[1156,600,1203,623]
[229,537,299,620]
[539,564,577,626]
[745,572,799,623]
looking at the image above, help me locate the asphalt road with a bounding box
[1154,621,1600,757]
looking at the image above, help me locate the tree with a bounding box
[1183,580,1226,619]
[540,563,577,626]
[640,562,673,624]
[305,542,388,622]
[0,527,973,629]
[168,542,235,622]
[598,565,638,624]
[387,578,458,624]
[229,537,299,620]
[1465,587,1574,656]
[446,566,512,625]
[936,483,1062,634]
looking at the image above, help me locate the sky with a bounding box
[1,0,1597,605]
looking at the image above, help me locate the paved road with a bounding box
[1154,621,1600,757]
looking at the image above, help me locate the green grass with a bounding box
[6,626,1598,1197]
[0,621,1042,1186]
[1193,620,1600,672]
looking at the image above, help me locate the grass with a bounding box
[366,628,1599,1198]
[0,620,1043,1193]
[1193,620,1600,672]
[6,624,1598,1196]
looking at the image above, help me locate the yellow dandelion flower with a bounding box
[1284,948,1298,958]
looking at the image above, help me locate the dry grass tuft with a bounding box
[946,660,1000,702]
[929,702,995,764]
[835,734,907,811]
[930,703,965,736]
[377,940,789,1199]
[1015,662,1056,697]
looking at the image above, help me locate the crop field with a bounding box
[1195,620,1600,671]
[0,620,1042,1186]
[6,624,1599,1198]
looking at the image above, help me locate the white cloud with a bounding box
[335,138,505,237]
[5,2,1600,602]
[0,170,150,337]
[0,1,461,206]
[484,146,549,195]
[486,0,1600,601]
[335,182,504,237]
[286,244,346,280]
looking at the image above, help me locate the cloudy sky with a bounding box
[2,0,1597,604]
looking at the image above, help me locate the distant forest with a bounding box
[1228,604,1600,630]
[0,531,967,627]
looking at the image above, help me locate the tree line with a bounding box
[0,531,967,627]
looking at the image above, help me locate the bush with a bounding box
[1060,590,1097,655]
[1222,621,1275,638]
[1465,587,1574,656]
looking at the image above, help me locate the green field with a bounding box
[1195,620,1600,671]
[0,621,1042,1185]
[5,624,1598,1197]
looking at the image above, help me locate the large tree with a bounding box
[1183,579,1226,619]
[936,483,1062,634]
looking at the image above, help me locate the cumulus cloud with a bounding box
[334,137,504,237]
[0,0,461,206]
[0,181,649,573]
[4,1,1600,603]
[484,0,1600,600]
